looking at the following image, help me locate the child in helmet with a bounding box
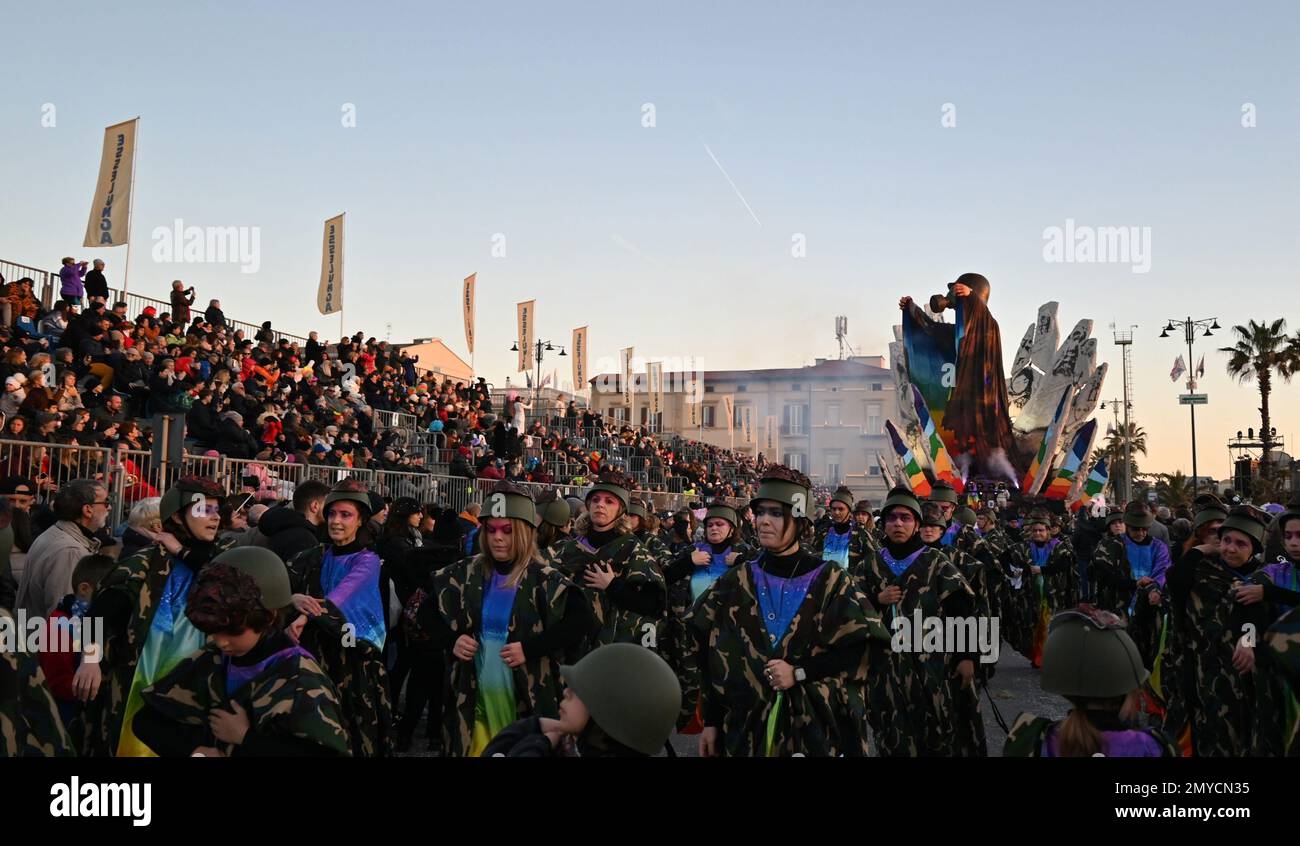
[1003,605,1177,757]
[482,643,680,757]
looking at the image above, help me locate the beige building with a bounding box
[589,355,899,501]
[394,337,474,384]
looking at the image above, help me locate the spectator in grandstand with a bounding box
[169,280,195,324]
[84,260,109,305]
[59,258,88,307]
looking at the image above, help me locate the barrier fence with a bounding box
[0,438,740,529]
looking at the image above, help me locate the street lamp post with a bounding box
[510,339,566,404]
[1099,397,1133,501]
[1160,316,1219,497]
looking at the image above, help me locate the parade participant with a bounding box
[1164,508,1267,756]
[76,477,230,756]
[814,486,856,570]
[1005,510,1076,666]
[483,644,680,757]
[853,486,976,756]
[661,503,748,732]
[693,466,885,757]
[131,549,351,757]
[1004,606,1177,757]
[1178,507,1226,566]
[1263,602,1300,755]
[927,481,962,548]
[549,470,665,651]
[1093,502,1171,621]
[534,493,573,558]
[415,483,591,757]
[1,607,76,757]
[287,481,394,756]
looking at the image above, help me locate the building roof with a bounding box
[589,357,891,391]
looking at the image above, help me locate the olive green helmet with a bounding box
[539,498,572,528]
[750,466,813,519]
[586,470,632,510]
[159,477,225,523]
[324,487,373,519]
[1219,508,1266,552]
[703,504,738,527]
[560,644,682,756]
[829,486,854,510]
[955,506,977,527]
[627,498,649,521]
[853,499,873,515]
[211,547,293,610]
[481,483,539,527]
[1191,507,1228,532]
[927,481,959,505]
[1122,501,1153,528]
[1040,607,1149,699]
[880,486,922,521]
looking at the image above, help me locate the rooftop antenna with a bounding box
[835,315,855,359]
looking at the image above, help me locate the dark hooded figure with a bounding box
[900,273,1020,477]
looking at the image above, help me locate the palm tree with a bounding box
[1219,319,1300,479]
[1094,422,1146,499]
[1154,471,1192,509]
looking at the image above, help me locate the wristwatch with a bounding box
[793,667,807,683]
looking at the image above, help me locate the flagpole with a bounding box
[122,116,141,296]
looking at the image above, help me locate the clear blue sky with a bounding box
[4,1,1299,479]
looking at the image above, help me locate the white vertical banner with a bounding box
[722,395,735,436]
[572,326,588,392]
[764,415,777,451]
[686,357,703,427]
[317,213,345,315]
[84,118,138,247]
[741,405,754,444]
[648,361,663,417]
[462,273,475,355]
[621,346,634,410]
[517,300,535,372]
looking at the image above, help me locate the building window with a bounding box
[792,383,802,391]
[734,404,746,428]
[704,385,715,393]
[869,466,881,476]
[737,384,748,393]
[613,406,626,423]
[784,403,807,436]
[826,453,842,485]
[867,403,882,434]
[826,403,841,427]
[871,383,882,391]
[784,452,805,473]
[702,405,716,428]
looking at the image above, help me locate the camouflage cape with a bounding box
[431,557,578,757]
[661,539,752,731]
[813,522,858,571]
[972,526,1011,625]
[1003,712,1178,757]
[1,610,76,757]
[854,544,977,756]
[139,641,351,756]
[935,540,990,756]
[689,550,888,756]
[1002,540,1074,664]
[1165,550,1262,756]
[291,544,395,757]
[83,538,233,757]
[1240,561,1300,756]
[550,531,665,651]
[1092,535,1155,618]
[1263,604,1300,755]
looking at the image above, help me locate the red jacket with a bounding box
[37,610,78,702]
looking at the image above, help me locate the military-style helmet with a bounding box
[920,501,946,528]
[160,477,225,522]
[704,504,738,527]
[1104,510,1125,527]
[540,497,572,528]
[1123,501,1153,528]
[586,470,632,510]
[1040,606,1149,699]
[955,506,977,527]
[853,499,873,515]
[1025,509,1052,529]
[560,644,682,756]
[324,486,373,519]
[928,481,959,505]
[627,498,649,521]
[211,547,292,610]
[750,466,813,519]
[1219,507,1266,552]
[481,482,538,527]
[829,486,854,510]
[1191,507,1228,532]
[880,485,922,521]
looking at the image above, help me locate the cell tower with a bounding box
[1111,322,1137,502]
[835,315,854,359]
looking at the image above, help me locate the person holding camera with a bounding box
[59,257,89,307]
[169,280,196,325]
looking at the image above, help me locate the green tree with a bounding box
[1154,471,1193,509]
[1219,319,1300,479]
[1093,422,1146,501]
